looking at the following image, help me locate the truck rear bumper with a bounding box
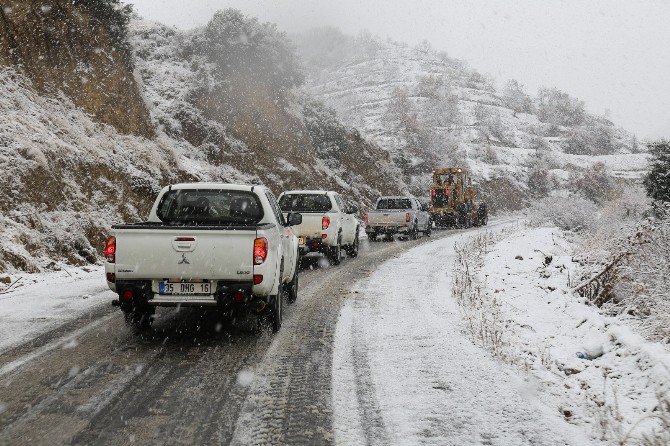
[365,225,410,235]
[113,280,265,309]
[299,237,332,255]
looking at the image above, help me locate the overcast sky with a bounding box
[129,0,670,140]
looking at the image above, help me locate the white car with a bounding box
[104,183,301,332]
[278,190,360,264]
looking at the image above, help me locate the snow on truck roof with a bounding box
[377,196,415,200]
[162,183,263,192]
[280,190,333,195]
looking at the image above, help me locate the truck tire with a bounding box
[457,206,468,229]
[410,224,419,240]
[477,203,489,226]
[329,243,342,265]
[286,271,299,304]
[271,285,283,332]
[425,221,432,236]
[346,232,359,258]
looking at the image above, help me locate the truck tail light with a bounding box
[253,274,263,285]
[322,216,330,230]
[431,189,436,196]
[253,238,268,265]
[364,213,369,225]
[406,212,411,223]
[106,273,116,283]
[104,236,116,263]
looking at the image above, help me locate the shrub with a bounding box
[569,162,620,204]
[74,0,133,63]
[536,87,586,127]
[194,9,303,94]
[528,196,599,232]
[643,140,670,203]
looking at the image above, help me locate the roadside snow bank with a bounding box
[481,227,670,444]
[0,267,113,354]
[332,226,591,445]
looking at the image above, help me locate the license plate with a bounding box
[159,281,212,295]
[298,237,305,247]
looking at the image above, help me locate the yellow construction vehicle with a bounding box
[429,167,488,229]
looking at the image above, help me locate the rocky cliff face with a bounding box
[0,0,153,136]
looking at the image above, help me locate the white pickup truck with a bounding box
[278,190,359,264]
[104,183,301,332]
[364,196,431,241]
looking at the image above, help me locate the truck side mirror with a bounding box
[287,213,303,226]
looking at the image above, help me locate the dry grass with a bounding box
[452,230,512,359]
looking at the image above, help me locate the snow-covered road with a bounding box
[332,228,592,445]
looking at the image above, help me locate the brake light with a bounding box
[406,212,411,222]
[106,273,116,283]
[431,189,436,196]
[322,234,328,239]
[253,238,268,265]
[322,216,330,230]
[253,274,263,285]
[104,236,116,263]
[364,213,369,225]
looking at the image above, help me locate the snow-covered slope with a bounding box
[0,14,405,273]
[296,29,647,202]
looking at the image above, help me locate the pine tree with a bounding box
[643,141,670,202]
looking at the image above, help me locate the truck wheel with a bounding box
[271,285,283,333]
[457,207,468,229]
[410,224,419,240]
[286,271,299,304]
[347,233,360,257]
[329,242,342,265]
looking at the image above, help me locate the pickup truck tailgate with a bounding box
[114,228,256,281]
[368,211,406,226]
[286,213,324,238]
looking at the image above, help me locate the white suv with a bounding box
[278,190,360,264]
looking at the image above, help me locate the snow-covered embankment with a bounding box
[332,224,591,445]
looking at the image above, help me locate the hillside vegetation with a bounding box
[295,28,648,209]
[0,8,403,273]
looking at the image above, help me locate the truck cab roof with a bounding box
[163,183,265,192]
[280,190,333,195]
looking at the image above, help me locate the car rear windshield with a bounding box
[377,198,412,210]
[156,189,264,225]
[279,194,332,213]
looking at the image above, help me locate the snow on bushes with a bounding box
[528,196,600,232]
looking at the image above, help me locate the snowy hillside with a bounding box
[0,10,405,273]
[295,29,648,204]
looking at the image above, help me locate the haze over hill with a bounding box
[295,27,647,207]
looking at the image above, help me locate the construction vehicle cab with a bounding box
[429,167,488,229]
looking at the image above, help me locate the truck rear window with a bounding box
[377,198,412,210]
[156,189,264,225]
[279,194,332,213]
